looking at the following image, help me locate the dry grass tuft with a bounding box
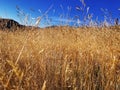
[0,26,120,90]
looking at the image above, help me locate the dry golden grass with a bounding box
[0,26,120,90]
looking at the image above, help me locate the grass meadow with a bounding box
[0,26,120,90]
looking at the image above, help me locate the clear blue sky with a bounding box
[0,0,120,27]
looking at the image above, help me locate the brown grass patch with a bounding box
[0,26,120,90]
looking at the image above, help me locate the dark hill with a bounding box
[0,18,24,30]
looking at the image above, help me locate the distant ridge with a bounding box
[0,18,73,31]
[1,18,120,31]
[0,18,24,30]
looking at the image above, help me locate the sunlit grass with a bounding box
[0,26,120,90]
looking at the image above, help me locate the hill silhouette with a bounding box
[0,18,24,30]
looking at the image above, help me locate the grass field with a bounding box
[0,26,120,90]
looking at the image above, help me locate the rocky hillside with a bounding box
[0,18,24,30]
